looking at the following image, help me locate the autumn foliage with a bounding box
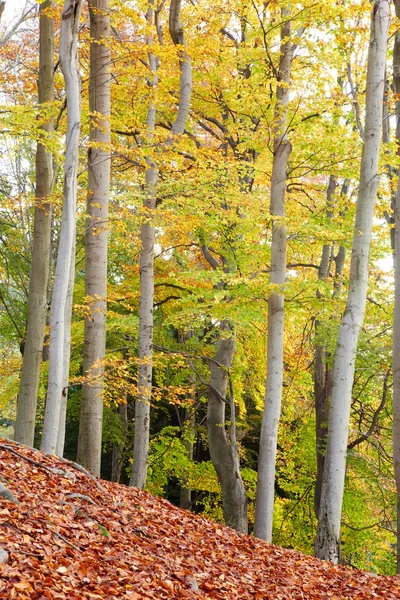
[0,439,398,599]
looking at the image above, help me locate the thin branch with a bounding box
[347,369,390,451]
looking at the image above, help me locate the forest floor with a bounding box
[0,439,399,599]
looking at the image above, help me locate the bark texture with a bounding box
[254,7,295,542]
[77,0,111,477]
[315,0,389,563]
[14,0,54,446]
[207,322,247,532]
[41,0,82,455]
[393,0,400,575]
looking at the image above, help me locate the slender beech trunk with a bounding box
[111,398,128,483]
[179,408,195,510]
[76,0,111,476]
[392,0,400,574]
[130,5,158,489]
[180,380,195,510]
[207,321,248,531]
[254,6,296,542]
[315,0,389,563]
[314,176,336,517]
[41,0,82,455]
[14,0,54,446]
[56,236,75,456]
[314,178,347,518]
[131,0,192,488]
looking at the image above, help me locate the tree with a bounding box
[254,4,301,542]
[14,0,54,447]
[130,0,192,489]
[41,0,82,455]
[76,0,111,476]
[314,0,389,563]
[392,0,400,574]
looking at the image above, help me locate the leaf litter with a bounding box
[0,439,399,599]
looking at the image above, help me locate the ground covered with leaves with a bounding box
[0,440,398,599]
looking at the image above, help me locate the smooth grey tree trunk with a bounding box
[130,4,159,489]
[207,321,248,532]
[14,0,54,446]
[315,0,389,563]
[392,0,400,574]
[77,0,111,477]
[131,0,192,488]
[41,0,82,454]
[254,6,296,542]
[55,235,75,457]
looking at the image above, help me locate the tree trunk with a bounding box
[76,0,111,477]
[111,399,128,483]
[169,0,192,136]
[56,235,75,457]
[315,0,389,563]
[254,6,296,542]
[393,0,400,575]
[131,0,191,489]
[207,321,248,532]
[14,0,54,446]
[130,5,158,489]
[40,0,82,455]
[180,389,195,510]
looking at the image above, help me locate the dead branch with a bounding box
[56,456,107,493]
[0,482,19,504]
[66,493,97,505]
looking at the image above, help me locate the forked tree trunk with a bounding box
[314,175,336,518]
[41,0,82,454]
[14,0,54,446]
[314,177,347,518]
[76,0,111,477]
[254,6,296,542]
[131,0,192,488]
[392,0,400,574]
[207,321,248,532]
[315,0,389,563]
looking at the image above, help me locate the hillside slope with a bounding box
[0,440,399,599]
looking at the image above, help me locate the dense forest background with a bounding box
[0,0,398,575]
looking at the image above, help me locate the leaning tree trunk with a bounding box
[14,0,54,446]
[131,0,192,488]
[207,322,248,531]
[315,0,389,563]
[41,0,82,455]
[76,0,111,477]
[254,6,296,542]
[392,0,400,575]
